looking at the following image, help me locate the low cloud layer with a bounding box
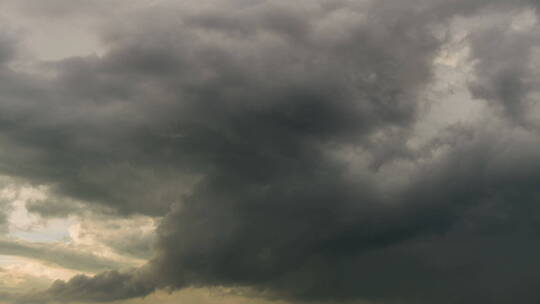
[0,238,132,272]
[2,0,540,304]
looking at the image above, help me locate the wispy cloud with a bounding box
[0,238,133,272]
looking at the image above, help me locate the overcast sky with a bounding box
[0,1,540,304]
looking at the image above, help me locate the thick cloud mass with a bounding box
[3,0,540,304]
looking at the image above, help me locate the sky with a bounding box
[0,0,540,303]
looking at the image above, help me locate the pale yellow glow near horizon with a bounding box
[0,255,79,292]
[0,178,156,296]
[111,288,311,304]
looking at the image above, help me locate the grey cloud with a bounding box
[2,0,540,304]
[467,17,540,126]
[25,196,84,219]
[0,197,11,234]
[103,228,155,260]
[0,36,16,66]
[14,268,155,304]
[70,215,157,260]
[0,176,18,235]
[0,238,132,273]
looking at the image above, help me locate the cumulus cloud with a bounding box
[1,0,540,304]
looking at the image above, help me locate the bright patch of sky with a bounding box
[0,255,78,293]
[4,186,73,243]
[0,1,104,61]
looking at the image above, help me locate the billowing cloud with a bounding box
[1,0,540,304]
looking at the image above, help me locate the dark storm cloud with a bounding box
[3,0,540,304]
[146,122,540,304]
[0,0,440,215]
